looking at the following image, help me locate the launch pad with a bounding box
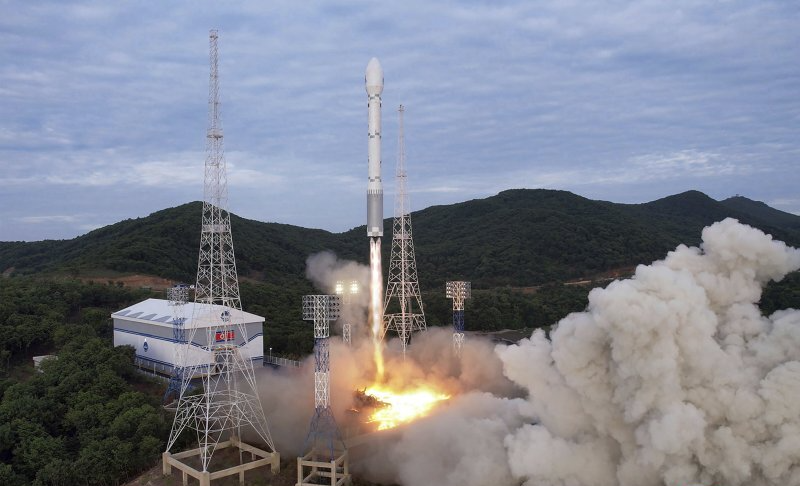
[162,436,278,486]
[296,448,350,486]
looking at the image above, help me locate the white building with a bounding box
[111,298,265,377]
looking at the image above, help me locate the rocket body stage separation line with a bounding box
[366,57,384,238]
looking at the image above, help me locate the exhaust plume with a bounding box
[499,218,800,486]
[261,220,800,486]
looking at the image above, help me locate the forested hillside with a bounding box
[3,189,799,290]
[2,189,799,355]
[0,278,174,485]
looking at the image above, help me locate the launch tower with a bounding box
[163,30,279,485]
[383,105,426,355]
[446,281,471,353]
[298,295,350,486]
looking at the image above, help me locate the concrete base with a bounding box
[163,436,279,486]
[296,448,350,486]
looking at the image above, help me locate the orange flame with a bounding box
[363,239,449,430]
[365,385,450,430]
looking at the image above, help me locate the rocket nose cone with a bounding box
[365,57,384,92]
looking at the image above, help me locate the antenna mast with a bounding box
[164,30,278,480]
[383,105,426,355]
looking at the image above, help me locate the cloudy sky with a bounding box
[1,1,798,241]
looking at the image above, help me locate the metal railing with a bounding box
[134,357,171,381]
[263,355,301,368]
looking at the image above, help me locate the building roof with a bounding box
[111,298,264,328]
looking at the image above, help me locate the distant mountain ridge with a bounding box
[720,195,800,229]
[2,189,798,289]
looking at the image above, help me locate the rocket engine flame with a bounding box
[360,239,451,432]
[365,385,450,430]
[369,237,385,381]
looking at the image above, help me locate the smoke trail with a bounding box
[498,218,800,486]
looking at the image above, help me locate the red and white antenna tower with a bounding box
[383,105,426,356]
[163,30,278,482]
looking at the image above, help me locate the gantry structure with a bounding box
[446,281,471,353]
[163,30,278,486]
[383,105,426,356]
[298,295,350,486]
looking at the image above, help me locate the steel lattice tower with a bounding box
[446,281,471,353]
[163,284,189,404]
[382,105,426,356]
[164,30,278,478]
[297,295,349,486]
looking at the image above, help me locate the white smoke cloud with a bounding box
[498,218,800,486]
[259,220,800,486]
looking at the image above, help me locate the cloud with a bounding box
[15,215,80,224]
[1,0,798,240]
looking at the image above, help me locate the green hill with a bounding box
[720,195,800,230]
[0,203,360,285]
[2,189,799,290]
[2,188,799,356]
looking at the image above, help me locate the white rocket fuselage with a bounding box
[366,58,384,238]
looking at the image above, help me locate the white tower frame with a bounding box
[298,295,350,486]
[163,30,278,485]
[383,105,426,356]
[446,281,471,353]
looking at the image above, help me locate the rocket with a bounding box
[365,57,384,238]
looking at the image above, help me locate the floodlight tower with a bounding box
[446,281,471,353]
[298,295,350,486]
[163,30,278,483]
[383,105,426,356]
[335,280,359,347]
[163,284,189,404]
[342,322,351,346]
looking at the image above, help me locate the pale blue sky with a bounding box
[1,1,798,241]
